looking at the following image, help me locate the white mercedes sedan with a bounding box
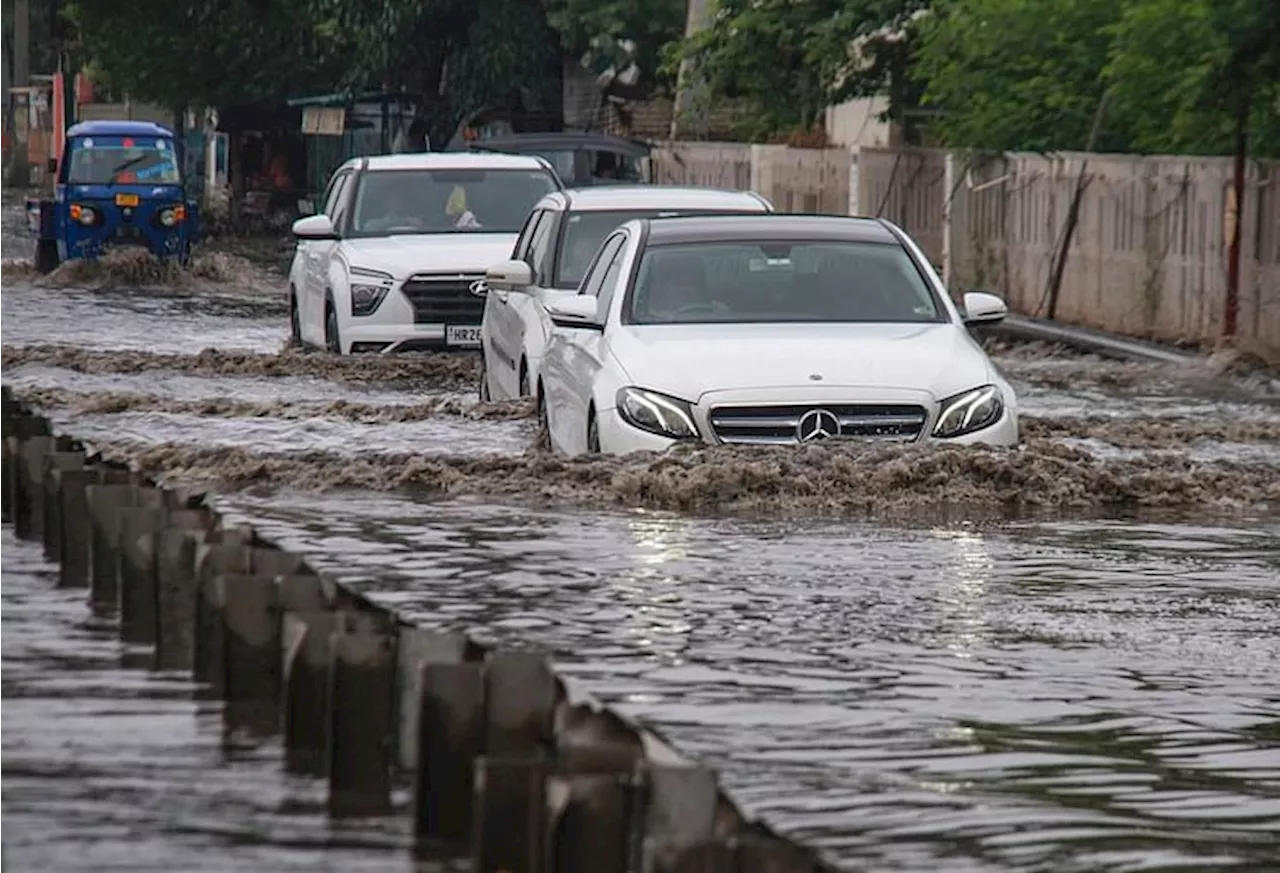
[482,213,1018,456]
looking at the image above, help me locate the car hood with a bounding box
[609,322,997,402]
[341,234,516,279]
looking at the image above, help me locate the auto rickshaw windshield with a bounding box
[65,135,182,185]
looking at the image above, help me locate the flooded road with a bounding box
[3,201,1279,872]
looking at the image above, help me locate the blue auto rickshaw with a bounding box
[26,120,201,272]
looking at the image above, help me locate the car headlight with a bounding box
[70,204,96,225]
[616,387,700,440]
[932,384,1004,438]
[349,267,393,317]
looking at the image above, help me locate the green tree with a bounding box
[1104,0,1280,157]
[913,0,1131,153]
[665,0,932,141]
[312,0,562,146]
[62,0,348,111]
[543,0,688,93]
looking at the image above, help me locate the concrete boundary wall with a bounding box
[1,384,836,873]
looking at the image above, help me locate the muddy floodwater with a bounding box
[3,201,1279,872]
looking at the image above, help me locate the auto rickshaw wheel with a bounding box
[34,240,59,274]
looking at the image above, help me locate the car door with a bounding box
[302,169,351,344]
[545,231,627,454]
[485,208,544,398]
[511,206,561,393]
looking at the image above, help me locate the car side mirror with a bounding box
[486,259,534,292]
[292,213,338,240]
[546,294,603,330]
[962,291,1008,326]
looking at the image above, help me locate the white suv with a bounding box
[477,186,773,399]
[288,152,563,354]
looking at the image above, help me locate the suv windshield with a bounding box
[65,135,181,185]
[351,168,559,236]
[556,208,758,288]
[626,240,946,325]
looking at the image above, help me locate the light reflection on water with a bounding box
[224,491,1280,873]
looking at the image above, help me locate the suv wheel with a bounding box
[325,305,342,354]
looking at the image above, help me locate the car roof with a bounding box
[535,185,770,213]
[67,120,174,138]
[638,213,900,246]
[350,152,558,173]
[467,132,651,156]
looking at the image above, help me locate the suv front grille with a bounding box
[709,403,928,445]
[400,275,484,324]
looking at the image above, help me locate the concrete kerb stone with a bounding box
[193,540,298,691]
[15,433,75,541]
[153,508,221,671]
[470,755,550,873]
[281,609,340,776]
[41,449,88,562]
[2,403,51,525]
[118,501,212,645]
[55,463,131,587]
[327,626,397,817]
[395,628,471,773]
[86,483,157,609]
[413,659,486,846]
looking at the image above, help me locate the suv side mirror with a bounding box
[292,213,338,240]
[962,291,1008,326]
[486,259,534,292]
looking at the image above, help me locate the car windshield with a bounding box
[555,208,758,289]
[350,168,560,236]
[65,135,181,185]
[626,240,947,325]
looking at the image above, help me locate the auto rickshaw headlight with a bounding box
[158,205,186,228]
[70,204,96,225]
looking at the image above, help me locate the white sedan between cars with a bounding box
[477,185,772,401]
[481,213,1018,457]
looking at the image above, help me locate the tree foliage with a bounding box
[666,0,929,139]
[916,0,1280,156]
[543,0,687,88]
[63,0,348,110]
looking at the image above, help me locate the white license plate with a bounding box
[445,325,482,347]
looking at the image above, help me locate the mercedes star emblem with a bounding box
[796,408,841,443]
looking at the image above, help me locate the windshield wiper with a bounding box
[104,155,150,187]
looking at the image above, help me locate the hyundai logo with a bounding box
[468,279,489,297]
[796,408,841,443]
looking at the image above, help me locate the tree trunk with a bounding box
[1224,94,1250,339]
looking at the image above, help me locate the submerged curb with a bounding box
[993,314,1199,366]
[1,383,836,873]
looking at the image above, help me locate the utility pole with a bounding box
[14,0,31,89]
[669,0,712,140]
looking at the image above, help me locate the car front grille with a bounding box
[400,275,484,324]
[708,403,929,445]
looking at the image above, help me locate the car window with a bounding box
[526,210,558,285]
[554,208,763,289]
[322,171,350,217]
[349,168,560,236]
[625,239,946,326]
[579,233,627,297]
[593,242,629,317]
[329,172,355,228]
[514,209,545,260]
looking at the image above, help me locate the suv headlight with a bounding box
[932,384,1004,438]
[349,266,393,317]
[616,387,699,440]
